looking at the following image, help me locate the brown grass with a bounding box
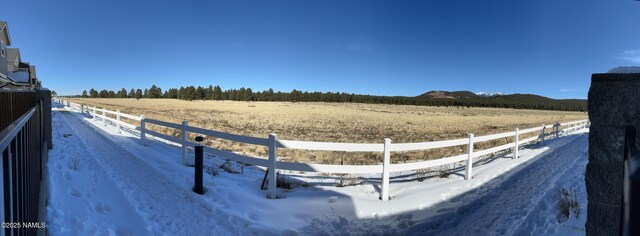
[66,98,587,165]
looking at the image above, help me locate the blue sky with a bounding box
[2,0,639,98]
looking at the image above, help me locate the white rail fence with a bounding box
[55,98,590,201]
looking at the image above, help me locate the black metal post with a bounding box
[623,126,640,236]
[193,136,204,194]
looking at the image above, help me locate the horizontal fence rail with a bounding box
[57,98,590,201]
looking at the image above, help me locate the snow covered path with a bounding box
[48,107,276,235]
[406,133,588,235]
[47,106,150,235]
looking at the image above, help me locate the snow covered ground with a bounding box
[46,102,589,235]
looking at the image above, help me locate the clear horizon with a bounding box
[2,0,639,99]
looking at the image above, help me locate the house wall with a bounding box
[0,33,8,78]
[6,48,21,72]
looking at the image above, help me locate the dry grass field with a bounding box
[66,98,587,165]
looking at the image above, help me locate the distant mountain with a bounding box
[415,90,587,111]
[475,91,504,97]
[607,66,640,73]
[419,90,480,99]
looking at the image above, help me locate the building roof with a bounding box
[0,21,11,46]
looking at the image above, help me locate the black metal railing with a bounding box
[622,126,640,236]
[0,90,50,236]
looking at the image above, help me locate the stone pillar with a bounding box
[587,73,640,235]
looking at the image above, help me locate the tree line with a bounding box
[78,85,587,112]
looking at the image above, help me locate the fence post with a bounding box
[193,136,204,194]
[381,138,391,201]
[116,110,121,134]
[465,134,474,180]
[268,133,278,199]
[513,128,519,159]
[140,115,146,144]
[540,124,545,144]
[92,107,96,121]
[81,104,84,114]
[554,122,560,139]
[182,120,189,165]
[102,108,107,127]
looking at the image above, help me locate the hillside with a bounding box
[417,90,587,111]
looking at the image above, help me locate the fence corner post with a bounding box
[381,138,391,201]
[116,110,121,134]
[140,115,146,145]
[540,124,545,144]
[267,133,278,199]
[513,128,519,159]
[182,120,189,166]
[465,134,474,180]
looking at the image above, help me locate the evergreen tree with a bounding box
[148,85,162,98]
[213,85,223,100]
[244,88,254,101]
[290,89,302,102]
[184,86,196,101]
[177,86,185,99]
[196,86,205,100]
[119,88,128,98]
[81,90,88,98]
[99,90,109,98]
[135,89,143,100]
[167,88,178,98]
[205,85,214,100]
[89,88,98,98]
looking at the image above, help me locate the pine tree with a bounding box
[168,88,178,98]
[82,90,88,98]
[213,85,223,100]
[135,89,143,100]
[244,88,254,101]
[119,88,128,98]
[177,86,185,99]
[89,88,98,98]
[196,86,205,100]
[184,86,196,101]
[205,85,214,100]
[148,85,162,98]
